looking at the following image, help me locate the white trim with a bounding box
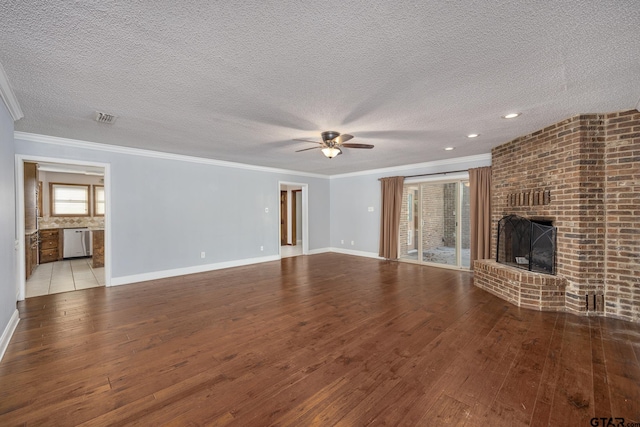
[14,131,492,179]
[14,132,328,179]
[308,247,331,255]
[110,255,280,287]
[14,159,25,301]
[0,310,19,363]
[287,189,293,244]
[301,187,309,255]
[329,154,492,179]
[103,163,112,287]
[329,247,384,259]
[0,62,23,121]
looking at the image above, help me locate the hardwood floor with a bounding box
[1,253,638,425]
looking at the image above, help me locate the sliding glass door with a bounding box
[399,179,470,269]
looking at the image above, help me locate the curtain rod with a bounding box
[378,169,468,180]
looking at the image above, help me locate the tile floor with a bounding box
[281,245,303,258]
[26,258,105,298]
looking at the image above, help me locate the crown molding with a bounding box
[14,131,492,180]
[329,153,492,179]
[14,132,329,179]
[0,62,24,121]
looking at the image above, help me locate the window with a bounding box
[50,183,89,216]
[93,185,105,216]
[399,178,470,269]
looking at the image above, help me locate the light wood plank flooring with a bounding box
[1,253,639,425]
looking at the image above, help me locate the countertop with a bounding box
[38,227,104,230]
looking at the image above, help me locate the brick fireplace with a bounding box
[474,110,640,323]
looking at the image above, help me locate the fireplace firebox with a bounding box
[496,215,557,275]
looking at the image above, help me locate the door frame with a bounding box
[291,189,301,245]
[277,181,308,257]
[15,154,112,300]
[280,190,288,245]
[400,172,470,271]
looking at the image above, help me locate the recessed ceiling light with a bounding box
[467,134,479,138]
[502,113,521,119]
[444,147,454,151]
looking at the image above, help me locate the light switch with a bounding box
[368,207,374,212]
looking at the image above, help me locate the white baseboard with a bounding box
[308,247,331,255]
[304,247,382,259]
[329,247,384,260]
[110,255,280,287]
[0,309,19,363]
[109,249,384,288]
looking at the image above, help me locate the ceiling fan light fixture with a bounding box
[321,146,342,158]
[321,131,340,142]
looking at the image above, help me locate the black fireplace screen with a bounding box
[496,215,557,275]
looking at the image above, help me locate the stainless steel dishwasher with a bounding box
[62,228,92,258]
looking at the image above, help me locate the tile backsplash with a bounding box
[39,216,104,230]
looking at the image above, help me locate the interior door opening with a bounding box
[16,156,110,300]
[278,182,308,258]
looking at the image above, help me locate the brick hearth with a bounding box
[474,260,566,311]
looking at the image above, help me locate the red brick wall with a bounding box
[604,110,640,321]
[422,184,445,249]
[490,110,640,322]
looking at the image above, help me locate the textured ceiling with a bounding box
[1,1,639,175]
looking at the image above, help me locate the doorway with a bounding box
[16,155,111,300]
[278,182,308,258]
[280,190,288,245]
[399,177,470,269]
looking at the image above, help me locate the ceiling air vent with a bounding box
[95,111,117,124]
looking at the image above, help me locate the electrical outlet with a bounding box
[260,246,264,251]
[200,252,205,259]
[368,206,374,212]
[341,240,344,244]
[351,241,355,245]
[264,207,269,213]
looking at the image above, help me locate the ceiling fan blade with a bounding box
[293,138,322,144]
[295,146,322,152]
[341,143,374,149]
[335,134,354,144]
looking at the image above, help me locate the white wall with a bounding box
[329,155,492,256]
[0,101,17,353]
[14,135,330,283]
